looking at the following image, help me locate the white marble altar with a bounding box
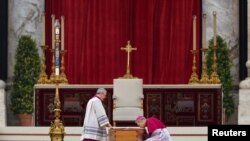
[0,80,6,126]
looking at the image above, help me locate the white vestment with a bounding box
[145,128,173,141]
[80,97,109,141]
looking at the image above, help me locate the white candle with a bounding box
[42,14,45,45]
[193,15,196,50]
[51,15,55,49]
[55,67,60,76]
[213,11,217,46]
[61,16,65,50]
[55,19,60,35]
[203,14,206,48]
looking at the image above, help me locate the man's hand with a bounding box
[107,123,112,128]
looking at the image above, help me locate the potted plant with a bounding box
[206,35,234,120]
[10,35,41,126]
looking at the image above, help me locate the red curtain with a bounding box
[45,0,201,84]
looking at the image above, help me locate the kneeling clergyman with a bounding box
[135,115,173,141]
[80,88,112,141]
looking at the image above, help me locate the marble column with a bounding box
[7,0,45,125]
[0,80,6,126]
[8,0,44,80]
[202,0,239,85]
[238,0,250,124]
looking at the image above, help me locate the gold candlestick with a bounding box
[210,46,221,83]
[199,48,210,83]
[189,50,199,84]
[49,49,56,83]
[37,45,50,84]
[59,50,68,84]
[49,77,65,141]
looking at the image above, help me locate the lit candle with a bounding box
[213,11,217,46]
[51,15,55,49]
[61,16,64,50]
[203,14,206,48]
[54,19,60,41]
[42,14,45,45]
[193,15,196,50]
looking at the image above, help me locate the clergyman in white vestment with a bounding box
[80,88,112,141]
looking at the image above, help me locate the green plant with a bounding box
[10,35,41,114]
[206,35,234,117]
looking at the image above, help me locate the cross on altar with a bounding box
[120,41,137,79]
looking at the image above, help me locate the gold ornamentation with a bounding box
[59,50,68,84]
[120,41,137,79]
[199,48,211,83]
[210,46,221,84]
[189,50,199,84]
[49,77,65,141]
[49,49,56,83]
[37,45,50,84]
[49,16,65,141]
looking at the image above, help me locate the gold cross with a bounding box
[120,41,137,78]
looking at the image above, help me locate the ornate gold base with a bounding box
[38,45,50,84]
[210,46,221,84]
[188,72,199,84]
[210,72,221,84]
[38,72,50,84]
[120,73,137,79]
[49,118,64,141]
[50,134,64,141]
[59,50,68,84]
[188,50,199,84]
[199,73,211,84]
[50,73,57,84]
[49,84,64,141]
[59,73,68,84]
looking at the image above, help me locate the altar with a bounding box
[34,84,222,126]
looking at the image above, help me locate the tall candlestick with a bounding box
[42,14,45,45]
[51,15,55,49]
[193,15,197,50]
[203,14,207,48]
[213,11,217,46]
[61,16,64,50]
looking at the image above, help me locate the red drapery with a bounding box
[45,0,201,84]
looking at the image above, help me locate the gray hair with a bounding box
[96,88,107,94]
